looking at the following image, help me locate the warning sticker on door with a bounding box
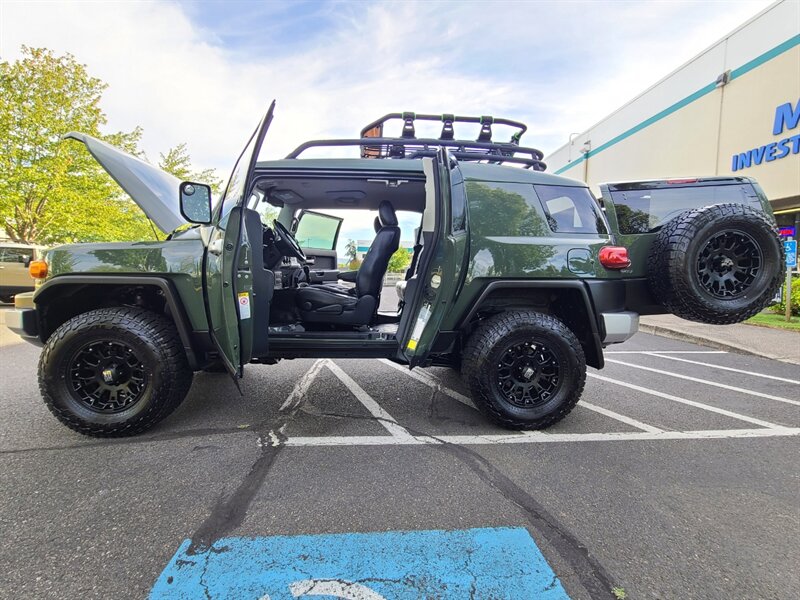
[238,292,251,320]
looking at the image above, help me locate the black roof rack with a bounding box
[285,112,547,171]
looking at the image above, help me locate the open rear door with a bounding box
[400,149,467,367]
[203,102,275,378]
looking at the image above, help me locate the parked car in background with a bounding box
[0,243,46,304]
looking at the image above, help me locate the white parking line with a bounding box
[579,401,664,433]
[588,373,784,429]
[378,359,475,408]
[326,361,416,441]
[280,359,327,412]
[284,427,800,447]
[382,360,663,433]
[605,359,800,407]
[644,352,800,384]
[605,350,728,354]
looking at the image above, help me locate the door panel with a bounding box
[400,151,466,367]
[294,210,343,271]
[203,102,275,377]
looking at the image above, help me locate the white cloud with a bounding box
[1,0,772,244]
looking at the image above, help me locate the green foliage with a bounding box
[0,47,223,245]
[387,247,411,273]
[770,274,800,316]
[348,258,362,270]
[0,47,154,244]
[158,143,223,194]
[345,239,357,262]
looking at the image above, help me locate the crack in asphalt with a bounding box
[186,360,326,555]
[182,392,617,598]
[0,425,256,455]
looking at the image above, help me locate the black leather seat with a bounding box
[296,201,400,325]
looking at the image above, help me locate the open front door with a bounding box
[400,149,467,367]
[204,102,275,378]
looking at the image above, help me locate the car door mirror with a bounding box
[22,255,32,267]
[179,182,212,224]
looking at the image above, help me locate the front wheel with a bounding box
[461,311,586,430]
[38,307,193,437]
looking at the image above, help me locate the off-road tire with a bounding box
[461,311,585,430]
[648,203,783,324]
[38,307,193,437]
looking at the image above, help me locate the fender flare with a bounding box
[34,275,202,369]
[459,280,605,369]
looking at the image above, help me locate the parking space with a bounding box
[1,319,799,598]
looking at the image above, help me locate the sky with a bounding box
[0,0,775,249]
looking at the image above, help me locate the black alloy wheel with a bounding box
[696,230,762,299]
[67,341,148,413]
[496,341,562,408]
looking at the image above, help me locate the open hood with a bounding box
[64,132,187,233]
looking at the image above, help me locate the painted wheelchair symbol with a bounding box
[260,579,387,600]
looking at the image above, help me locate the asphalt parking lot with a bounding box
[1,304,799,599]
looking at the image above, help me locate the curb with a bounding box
[637,322,792,363]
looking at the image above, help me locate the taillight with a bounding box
[599,246,631,269]
[29,259,48,279]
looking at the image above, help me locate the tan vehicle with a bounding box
[0,243,45,304]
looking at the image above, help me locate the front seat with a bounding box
[296,201,400,325]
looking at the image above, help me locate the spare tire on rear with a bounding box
[648,203,783,324]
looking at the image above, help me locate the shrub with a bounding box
[770,274,800,316]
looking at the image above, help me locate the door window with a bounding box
[294,211,342,250]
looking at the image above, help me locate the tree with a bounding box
[387,247,411,273]
[0,47,154,244]
[158,143,222,194]
[345,239,357,263]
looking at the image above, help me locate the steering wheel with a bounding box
[272,220,306,262]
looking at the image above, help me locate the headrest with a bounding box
[374,216,382,233]
[378,201,398,227]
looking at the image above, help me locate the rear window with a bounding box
[534,185,608,235]
[611,184,758,234]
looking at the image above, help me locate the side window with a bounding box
[464,181,551,237]
[534,185,608,235]
[451,180,467,233]
[0,247,32,263]
[294,211,342,250]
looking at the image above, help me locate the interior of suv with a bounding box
[245,172,428,339]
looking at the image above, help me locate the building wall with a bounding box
[546,0,800,217]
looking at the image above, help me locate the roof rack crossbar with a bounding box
[359,112,528,145]
[286,137,547,171]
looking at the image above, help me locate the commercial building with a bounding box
[546,0,799,239]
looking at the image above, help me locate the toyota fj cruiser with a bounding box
[6,105,784,437]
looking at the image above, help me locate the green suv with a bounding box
[6,107,784,437]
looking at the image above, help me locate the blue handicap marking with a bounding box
[784,240,797,268]
[150,527,570,599]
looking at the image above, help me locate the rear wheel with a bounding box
[648,204,783,324]
[461,311,585,430]
[39,307,193,437]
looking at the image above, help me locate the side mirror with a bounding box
[22,255,32,267]
[179,182,212,224]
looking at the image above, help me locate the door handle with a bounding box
[208,239,224,255]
